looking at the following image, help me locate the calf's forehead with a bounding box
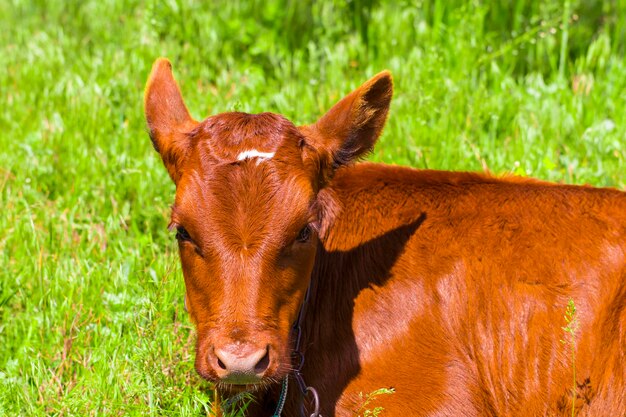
[174,154,315,251]
[192,111,302,164]
[170,111,317,248]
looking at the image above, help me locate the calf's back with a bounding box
[305,163,626,416]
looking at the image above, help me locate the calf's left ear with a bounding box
[144,58,198,183]
[304,71,393,172]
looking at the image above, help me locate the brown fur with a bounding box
[144,58,626,416]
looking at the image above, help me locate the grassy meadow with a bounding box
[1,0,625,415]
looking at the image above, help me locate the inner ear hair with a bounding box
[333,72,393,166]
[309,71,393,171]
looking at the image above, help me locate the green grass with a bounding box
[1,0,625,415]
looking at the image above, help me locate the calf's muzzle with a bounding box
[209,343,271,385]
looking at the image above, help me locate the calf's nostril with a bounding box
[254,347,270,374]
[216,357,227,370]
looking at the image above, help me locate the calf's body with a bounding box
[143,59,626,416]
[296,163,626,416]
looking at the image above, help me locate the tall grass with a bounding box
[561,299,579,417]
[0,0,625,415]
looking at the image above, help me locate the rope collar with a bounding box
[271,378,288,417]
[273,279,321,417]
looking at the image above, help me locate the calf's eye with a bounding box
[296,225,312,243]
[176,226,192,242]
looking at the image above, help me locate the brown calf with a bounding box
[144,58,626,416]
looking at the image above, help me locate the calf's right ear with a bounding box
[144,58,197,182]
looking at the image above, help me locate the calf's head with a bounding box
[144,58,392,388]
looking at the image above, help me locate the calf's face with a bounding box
[144,58,392,388]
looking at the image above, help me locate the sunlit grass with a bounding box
[1,0,625,415]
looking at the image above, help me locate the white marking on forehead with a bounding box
[237,149,275,165]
